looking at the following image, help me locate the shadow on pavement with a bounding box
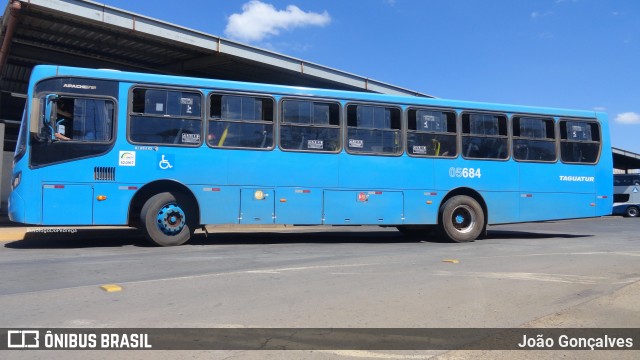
[5,228,416,249]
[487,230,593,240]
[4,228,145,249]
[3,226,593,249]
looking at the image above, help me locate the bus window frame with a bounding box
[206,90,276,151]
[558,118,602,165]
[344,101,404,157]
[14,107,28,162]
[278,96,342,154]
[460,111,510,161]
[405,106,458,159]
[127,85,204,148]
[33,92,118,145]
[28,92,119,169]
[510,114,558,163]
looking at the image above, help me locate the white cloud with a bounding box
[593,106,607,112]
[225,1,331,43]
[531,11,554,19]
[616,112,640,124]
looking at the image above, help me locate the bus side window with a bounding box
[407,108,457,157]
[559,120,600,164]
[512,116,556,162]
[346,104,402,155]
[208,94,274,149]
[129,88,202,146]
[461,113,508,160]
[280,99,340,152]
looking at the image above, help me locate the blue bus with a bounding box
[9,65,613,246]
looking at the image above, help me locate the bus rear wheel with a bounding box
[438,195,485,243]
[625,206,639,218]
[140,192,196,246]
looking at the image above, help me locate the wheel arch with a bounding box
[128,180,200,228]
[440,187,488,236]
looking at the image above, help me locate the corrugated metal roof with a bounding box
[613,147,640,171]
[1,0,433,97]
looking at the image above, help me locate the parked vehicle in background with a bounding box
[613,174,640,217]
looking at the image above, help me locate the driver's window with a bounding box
[40,96,114,142]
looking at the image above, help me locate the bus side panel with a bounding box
[274,188,323,225]
[194,186,240,225]
[228,151,340,188]
[481,191,520,224]
[42,184,93,225]
[93,183,135,225]
[339,156,433,190]
[433,159,519,193]
[323,190,404,225]
[520,193,595,221]
[519,163,596,221]
[240,188,274,224]
[402,190,441,225]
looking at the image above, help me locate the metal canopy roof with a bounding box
[613,147,640,172]
[1,0,431,96]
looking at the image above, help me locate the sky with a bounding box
[97,0,640,153]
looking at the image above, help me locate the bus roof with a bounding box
[41,65,600,120]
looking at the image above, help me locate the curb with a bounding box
[0,228,28,242]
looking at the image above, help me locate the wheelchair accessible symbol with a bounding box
[158,154,174,170]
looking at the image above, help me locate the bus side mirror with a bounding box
[44,94,59,141]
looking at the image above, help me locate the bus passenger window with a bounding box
[512,116,556,162]
[208,94,274,149]
[407,109,457,157]
[461,113,508,160]
[129,88,202,146]
[559,120,600,164]
[346,104,402,155]
[280,100,340,152]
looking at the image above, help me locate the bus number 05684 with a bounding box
[449,167,482,179]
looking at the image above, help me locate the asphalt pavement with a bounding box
[1,216,638,359]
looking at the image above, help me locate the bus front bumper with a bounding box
[8,190,26,223]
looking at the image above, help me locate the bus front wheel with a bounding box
[140,192,196,246]
[625,206,639,218]
[438,195,485,243]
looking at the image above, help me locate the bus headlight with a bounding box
[11,171,21,190]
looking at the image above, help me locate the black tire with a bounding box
[140,192,196,246]
[438,195,485,243]
[625,206,639,218]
